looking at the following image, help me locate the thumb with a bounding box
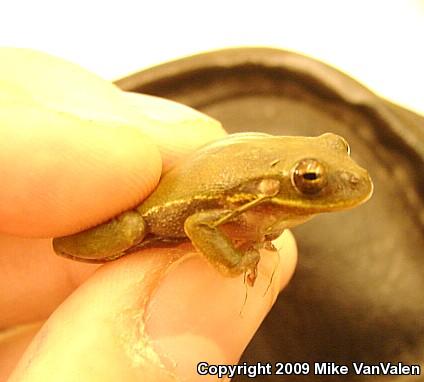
[9,231,297,382]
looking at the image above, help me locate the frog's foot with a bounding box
[263,240,277,251]
[242,252,260,287]
[184,210,261,286]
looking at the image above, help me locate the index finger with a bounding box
[0,48,225,238]
[0,98,225,239]
[0,102,162,238]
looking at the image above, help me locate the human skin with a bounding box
[0,49,297,382]
[1,232,297,382]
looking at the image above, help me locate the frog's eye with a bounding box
[292,159,328,195]
[339,136,351,156]
[319,133,351,155]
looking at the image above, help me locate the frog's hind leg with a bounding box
[184,210,260,286]
[53,210,147,262]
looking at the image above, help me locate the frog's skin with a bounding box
[53,133,373,285]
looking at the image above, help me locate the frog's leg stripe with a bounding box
[184,209,260,286]
[123,236,186,254]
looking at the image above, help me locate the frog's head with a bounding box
[265,133,373,213]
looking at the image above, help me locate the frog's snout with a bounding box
[338,169,373,204]
[340,171,361,185]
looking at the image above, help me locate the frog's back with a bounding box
[137,133,283,237]
[139,133,279,212]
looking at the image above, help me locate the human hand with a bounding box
[0,49,298,381]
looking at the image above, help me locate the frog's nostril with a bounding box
[340,171,359,185]
[350,175,360,185]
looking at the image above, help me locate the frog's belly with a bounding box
[221,207,307,243]
[145,201,312,242]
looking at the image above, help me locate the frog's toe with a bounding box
[240,250,260,286]
[218,249,260,282]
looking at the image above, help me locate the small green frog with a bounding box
[53,133,373,285]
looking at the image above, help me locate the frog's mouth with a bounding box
[269,193,372,213]
[264,214,315,233]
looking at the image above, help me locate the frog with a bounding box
[53,132,373,286]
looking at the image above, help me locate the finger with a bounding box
[1,48,162,238]
[119,92,227,172]
[0,48,129,122]
[0,233,99,328]
[0,322,43,381]
[8,231,297,382]
[0,98,224,238]
[145,230,297,381]
[0,102,161,238]
[0,48,225,237]
[0,48,225,151]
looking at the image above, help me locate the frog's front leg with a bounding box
[184,210,260,286]
[53,210,147,262]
